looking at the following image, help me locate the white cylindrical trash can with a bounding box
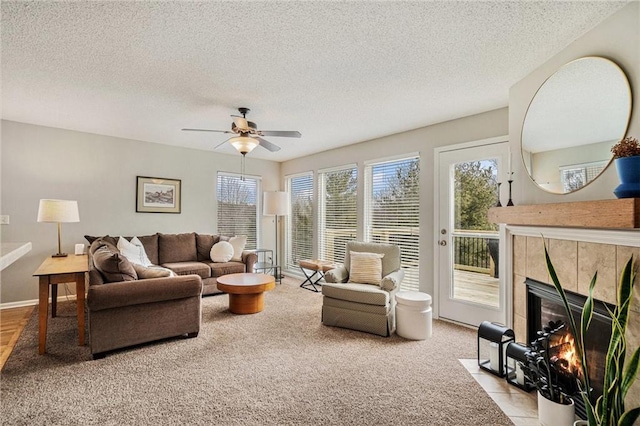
[395,291,432,340]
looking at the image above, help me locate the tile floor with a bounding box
[459,359,539,425]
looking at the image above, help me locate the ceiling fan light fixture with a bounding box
[229,136,259,155]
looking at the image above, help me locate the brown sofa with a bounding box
[86,233,258,295]
[86,233,258,358]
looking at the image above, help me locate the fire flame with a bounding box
[552,331,583,380]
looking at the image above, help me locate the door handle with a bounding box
[439,240,447,246]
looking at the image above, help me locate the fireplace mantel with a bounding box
[488,198,640,229]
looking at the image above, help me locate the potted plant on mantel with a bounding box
[521,320,577,426]
[544,244,640,426]
[611,136,640,198]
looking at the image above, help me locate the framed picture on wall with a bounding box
[136,176,181,213]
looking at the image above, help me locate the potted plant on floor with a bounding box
[521,320,576,426]
[611,136,640,198]
[544,244,640,426]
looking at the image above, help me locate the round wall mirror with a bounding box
[521,57,632,194]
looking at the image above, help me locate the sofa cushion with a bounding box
[348,252,384,285]
[210,241,234,263]
[158,232,197,264]
[89,238,119,256]
[161,261,211,279]
[196,234,220,261]
[137,234,159,265]
[117,236,153,267]
[204,261,245,277]
[229,235,247,262]
[85,235,118,247]
[93,246,138,283]
[132,264,174,279]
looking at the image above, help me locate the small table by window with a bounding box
[32,254,88,355]
[252,249,280,283]
[299,259,336,292]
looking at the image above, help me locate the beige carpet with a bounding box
[1,278,512,425]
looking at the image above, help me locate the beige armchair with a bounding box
[322,241,404,337]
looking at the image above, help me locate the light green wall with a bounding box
[0,120,281,305]
[281,107,510,299]
[510,1,639,204]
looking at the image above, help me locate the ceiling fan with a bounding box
[182,107,301,154]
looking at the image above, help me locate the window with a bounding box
[364,155,420,291]
[217,173,260,249]
[560,160,607,192]
[318,165,358,264]
[285,172,314,271]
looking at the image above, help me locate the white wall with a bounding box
[510,1,639,204]
[0,120,281,304]
[281,107,509,298]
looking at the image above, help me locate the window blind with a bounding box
[285,172,314,271]
[318,165,357,264]
[217,173,259,249]
[364,156,420,291]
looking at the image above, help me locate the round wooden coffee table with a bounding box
[216,273,276,314]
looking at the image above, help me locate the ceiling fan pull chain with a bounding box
[241,154,246,181]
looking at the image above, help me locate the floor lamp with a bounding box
[37,199,80,257]
[263,191,288,280]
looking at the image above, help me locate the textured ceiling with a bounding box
[1,1,629,162]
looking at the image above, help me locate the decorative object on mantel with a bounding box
[487,198,640,229]
[521,56,632,195]
[507,174,514,206]
[611,136,640,199]
[520,320,576,426]
[544,244,640,426]
[477,321,514,377]
[495,182,502,207]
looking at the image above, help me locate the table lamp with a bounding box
[37,199,80,257]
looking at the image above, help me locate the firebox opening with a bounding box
[525,278,614,419]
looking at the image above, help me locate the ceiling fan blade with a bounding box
[182,128,233,134]
[214,138,232,150]
[255,137,281,152]
[233,117,250,131]
[259,130,301,138]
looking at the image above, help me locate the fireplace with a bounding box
[525,278,614,419]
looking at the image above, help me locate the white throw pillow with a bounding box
[117,236,153,267]
[210,241,234,263]
[229,235,247,262]
[348,251,384,285]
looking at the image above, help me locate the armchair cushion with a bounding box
[345,241,400,278]
[322,282,389,306]
[348,252,384,285]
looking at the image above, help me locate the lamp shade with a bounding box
[229,136,259,154]
[37,199,80,223]
[263,191,289,216]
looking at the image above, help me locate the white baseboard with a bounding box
[1,294,78,310]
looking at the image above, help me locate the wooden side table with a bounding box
[216,273,275,314]
[33,254,88,355]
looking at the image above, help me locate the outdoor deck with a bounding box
[452,269,499,308]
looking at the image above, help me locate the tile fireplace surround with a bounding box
[504,224,640,406]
